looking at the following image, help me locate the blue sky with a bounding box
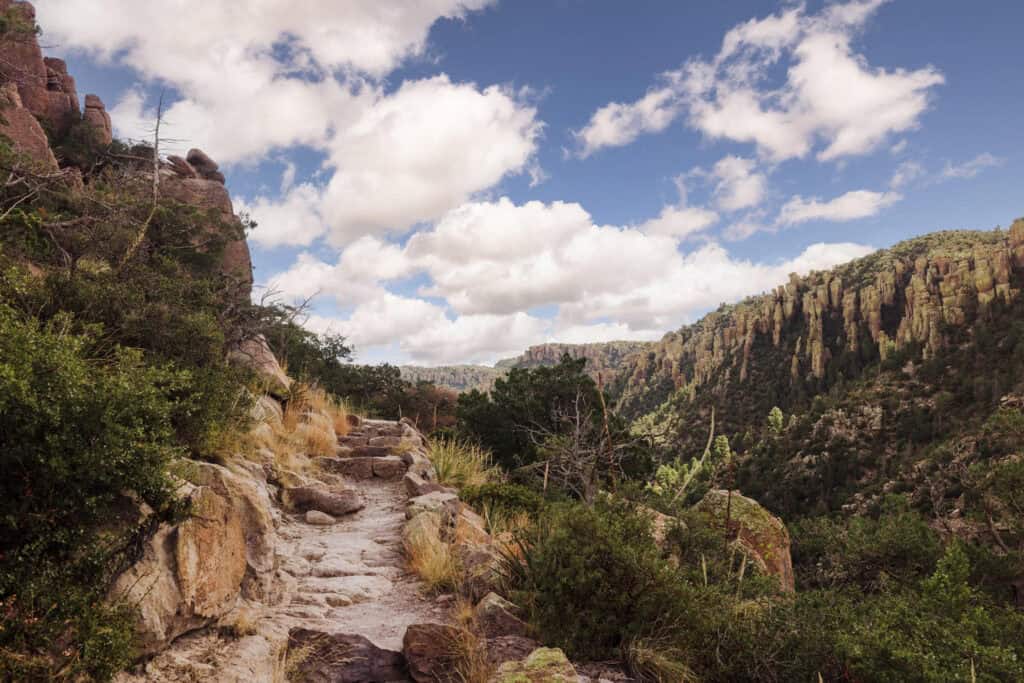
[38,0,1023,365]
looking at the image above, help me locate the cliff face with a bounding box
[615,225,1024,420]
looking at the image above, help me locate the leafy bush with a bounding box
[837,544,1024,682]
[0,304,183,680]
[791,496,943,591]
[503,499,688,661]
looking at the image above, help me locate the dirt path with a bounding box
[274,471,447,651]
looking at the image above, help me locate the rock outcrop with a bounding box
[0,81,57,168]
[0,2,76,136]
[82,92,112,144]
[693,489,795,593]
[110,461,280,655]
[160,150,253,290]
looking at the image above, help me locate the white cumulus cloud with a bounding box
[574,0,943,161]
[778,189,902,226]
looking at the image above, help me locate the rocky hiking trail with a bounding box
[117,418,454,682]
[116,411,625,682]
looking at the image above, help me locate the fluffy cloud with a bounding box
[573,86,680,158]
[238,184,327,248]
[319,76,542,244]
[575,0,943,161]
[266,197,873,363]
[711,156,766,211]
[638,204,719,239]
[265,236,411,304]
[38,1,493,79]
[778,189,902,226]
[43,1,540,246]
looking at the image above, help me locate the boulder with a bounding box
[110,461,280,654]
[492,647,578,682]
[474,593,528,639]
[403,510,443,549]
[455,543,503,602]
[403,623,460,682]
[407,491,459,519]
[287,629,406,683]
[166,154,197,178]
[186,147,225,183]
[404,471,452,498]
[284,485,364,517]
[450,503,491,546]
[82,93,112,145]
[692,489,795,592]
[187,462,280,602]
[228,336,289,395]
[322,456,375,479]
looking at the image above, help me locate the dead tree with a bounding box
[526,387,644,503]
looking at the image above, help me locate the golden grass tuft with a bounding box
[442,598,495,683]
[404,518,460,594]
[429,438,498,490]
[241,383,355,469]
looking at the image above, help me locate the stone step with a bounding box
[320,455,408,480]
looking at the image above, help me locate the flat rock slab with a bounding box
[287,629,406,683]
[298,575,393,607]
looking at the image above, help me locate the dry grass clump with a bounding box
[623,637,696,683]
[430,438,498,489]
[404,519,460,594]
[242,383,354,468]
[480,503,533,538]
[442,598,495,683]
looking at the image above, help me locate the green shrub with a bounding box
[791,496,943,591]
[503,499,688,660]
[838,544,1024,682]
[0,304,184,680]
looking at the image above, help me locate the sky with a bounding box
[36,0,1024,366]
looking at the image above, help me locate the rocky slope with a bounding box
[402,341,654,394]
[614,225,1024,421]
